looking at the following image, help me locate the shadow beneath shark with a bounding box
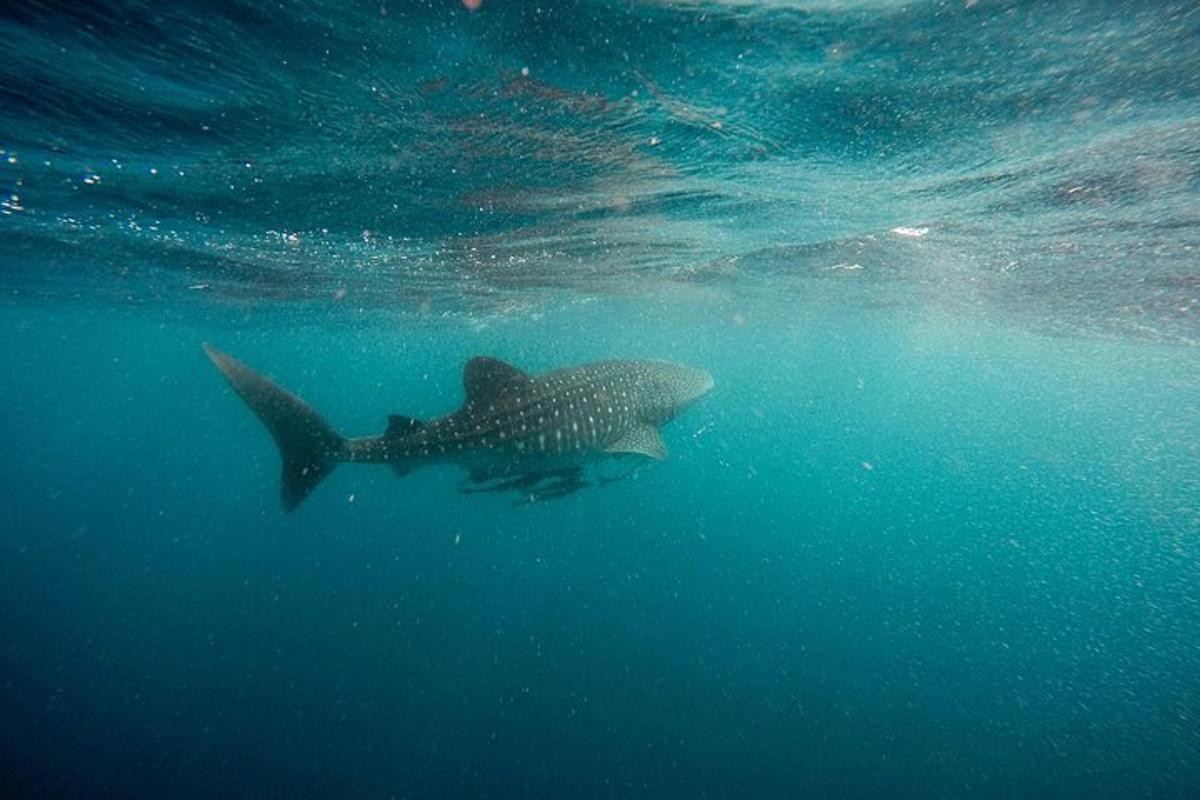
[457,455,646,505]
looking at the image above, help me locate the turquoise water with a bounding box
[2,1,1199,797]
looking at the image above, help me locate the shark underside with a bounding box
[203,344,713,511]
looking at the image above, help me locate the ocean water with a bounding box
[2,1,1199,797]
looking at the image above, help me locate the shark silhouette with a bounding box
[203,344,713,510]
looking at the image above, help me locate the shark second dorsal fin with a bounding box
[386,414,424,438]
[463,356,533,406]
[604,425,668,460]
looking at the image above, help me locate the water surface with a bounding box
[1,1,1198,797]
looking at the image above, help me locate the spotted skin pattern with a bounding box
[344,358,714,469]
[203,344,712,510]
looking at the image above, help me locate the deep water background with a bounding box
[2,1,1199,798]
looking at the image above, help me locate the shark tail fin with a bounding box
[203,343,345,512]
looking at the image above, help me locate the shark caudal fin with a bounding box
[203,344,345,511]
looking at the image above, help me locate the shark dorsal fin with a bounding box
[605,425,668,460]
[386,414,424,438]
[463,356,533,405]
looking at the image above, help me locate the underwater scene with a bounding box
[1,1,1198,797]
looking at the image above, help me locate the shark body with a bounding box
[203,344,713,510]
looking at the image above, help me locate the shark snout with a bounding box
[676,365,715,407]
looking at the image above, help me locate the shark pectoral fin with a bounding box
[604,425,668,461]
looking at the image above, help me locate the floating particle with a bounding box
[891,226,929,238]
[861,461,874,471]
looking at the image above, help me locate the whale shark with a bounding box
[203,344,713,510]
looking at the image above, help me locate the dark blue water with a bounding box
[2,1,1199,797]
